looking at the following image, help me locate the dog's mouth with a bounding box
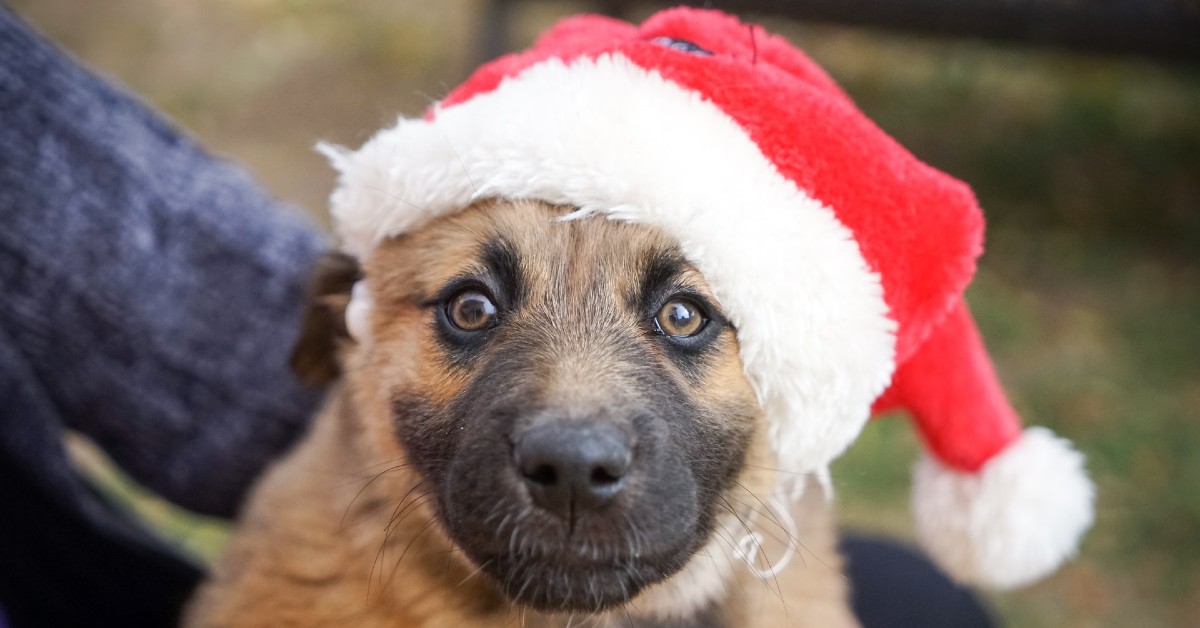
[438,483,705,612]
[413,405,717,612]
[465,525,703,612]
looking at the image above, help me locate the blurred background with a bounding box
[10,1,1199,626]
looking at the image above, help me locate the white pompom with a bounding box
[912,427,1095,590]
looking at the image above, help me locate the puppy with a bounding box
[184,199,856,627]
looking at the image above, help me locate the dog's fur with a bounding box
[185,199,856,627]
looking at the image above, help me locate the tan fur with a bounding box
[185,200,858,627]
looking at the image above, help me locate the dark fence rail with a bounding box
[482,0,1200,61]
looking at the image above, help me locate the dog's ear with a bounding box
[291,251,362,387]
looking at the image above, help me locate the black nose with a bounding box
[514,420,632,520]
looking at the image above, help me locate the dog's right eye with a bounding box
[655,298,707,338]
[446,289,498,331]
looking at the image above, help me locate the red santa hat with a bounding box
[323,7,1093,590]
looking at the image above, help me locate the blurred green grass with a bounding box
[15,1,1199,626]
[65,433,231,564]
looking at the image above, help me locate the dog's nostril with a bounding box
[527,464,558,487]
[513,420,632,520]
[590,465,621,486]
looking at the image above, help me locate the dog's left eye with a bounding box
[446,289,498,331]
[655,298,707,337]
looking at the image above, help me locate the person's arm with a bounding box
[0,4,326,517]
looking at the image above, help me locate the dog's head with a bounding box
[295,198,771,613]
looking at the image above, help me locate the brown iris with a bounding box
[656,298,706,337]
[447,289,497,331]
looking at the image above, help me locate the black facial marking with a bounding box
[392,394,455,484]
[636,249,689,312]
[437,340,718,611]
[481,237,526,309]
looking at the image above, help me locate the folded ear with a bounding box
[290,251,362,386]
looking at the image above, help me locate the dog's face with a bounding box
[303,199,765,613]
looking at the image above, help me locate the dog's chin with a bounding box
[446,509,704,613]
[482,554,668,612]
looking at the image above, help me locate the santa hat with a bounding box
[322,7,1093,590]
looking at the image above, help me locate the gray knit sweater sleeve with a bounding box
[0,4,326,517]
